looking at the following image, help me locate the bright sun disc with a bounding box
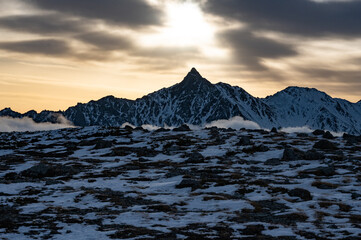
[165,2,213,46]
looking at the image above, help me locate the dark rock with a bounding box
[147,204,175,212]
[264,158,281,166]
[173,124,191,132]
[93,140,113,149]
[45,179,64,185]
[21,163,78,178]
[301,166,336,176]
[351,193,361,199]
[252,200,290,212]
[313,129,325,135]
[185,152,204,163]
[271,127,278,133]
[175,179,200,190]
[303,150,325,160]
[134,126,144,131]
[242,224,265,235]
[21,164,52,178]
[242,144,269,154]
[110,147,159,157]
[4,172,18,180]
[288,188,312,201]
[236,136,252,146]
[282,148,303,161]
[123,125,134,131]
[323,131,334,139]
[0,205,20,230]
[155,127,170,133]
[312,181,338,189]
[313,140,337,150]
[343,133,361,145]
[297,133,309,138]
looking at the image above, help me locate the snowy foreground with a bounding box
[0,126,360,239]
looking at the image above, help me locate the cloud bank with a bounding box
[205,116,261,130]
[0,116,75,132]
[280,126,344,136]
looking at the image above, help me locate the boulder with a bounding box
[323,131,334,139]
[313,140,337,150]
[175,179,200,190]
[264,158,281,166]
[288,188,312,201]
[282,148,303,161]
[236,136,252,146]
[312,129,325,135]
[173,124,191,132]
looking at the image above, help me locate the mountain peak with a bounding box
[190,67,200,75]
[178,68,212,90]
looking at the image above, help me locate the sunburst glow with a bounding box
[142,1,214,47]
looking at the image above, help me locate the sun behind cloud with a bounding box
[141,1,215,48]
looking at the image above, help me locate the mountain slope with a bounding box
[129,68,277,127]
[264,87,361,134]
[64,96,134,126]
[63,68,277,128]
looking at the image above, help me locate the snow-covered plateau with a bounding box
[0,125,360,239]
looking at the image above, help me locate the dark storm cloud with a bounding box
[0,39,71,55]
[31,0,163,27]
[0,14,87,34]
[299,67,361,84]
[76,32,134,51]
[205,0,361,37]
[220,29,297,70]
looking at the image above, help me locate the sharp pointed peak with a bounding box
[0,107,14,112]
[190,67,200,75]
[185,67,203,78]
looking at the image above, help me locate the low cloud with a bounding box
[0,116,75,132]
[280,126,344,136]
[280,126,313,133]
[205,116,261,130]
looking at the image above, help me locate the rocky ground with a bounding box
[0,125,360,239]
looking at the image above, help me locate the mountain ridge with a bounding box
[1,68,360,134]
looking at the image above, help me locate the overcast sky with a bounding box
[0,0,360,112]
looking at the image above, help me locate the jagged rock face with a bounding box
[131,68,277,127]
[64,68,277,128]
[0,108,62,124]
[64,96,133,126]
[264,87,361,134]
[0,108,22,118]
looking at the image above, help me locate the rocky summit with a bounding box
[1,68,360,134]
[0,126,360,239]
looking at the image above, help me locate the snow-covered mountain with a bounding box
[1,68,360,134]
[64,68,277,128]
[264,87,361,134]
